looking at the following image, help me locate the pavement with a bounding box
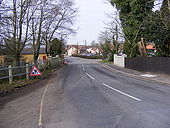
[76,56,170,86]
[1,56,170,128]
[102,63,170,86]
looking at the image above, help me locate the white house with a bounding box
[67,45,80,56]
[86,47,100,54]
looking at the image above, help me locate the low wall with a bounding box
[114,54,126,67]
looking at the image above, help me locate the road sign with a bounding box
[30,66,42,76]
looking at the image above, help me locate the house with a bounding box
[0,54,5,64]
[0,48,47,67]
[146,44,156,56]
[21,48,47,63]
[86,47,100,55]
[67,45,80,56]
[66,44,103,56]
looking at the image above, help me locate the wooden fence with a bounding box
[125,57,170,75]
[0,57,63,84]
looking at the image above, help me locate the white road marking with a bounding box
[82,65,85,71]
[38,84,49,126]
[140,74,157,78]
[86,73,95,80]
[102,83,142,102]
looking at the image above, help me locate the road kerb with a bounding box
[101,64,170,86]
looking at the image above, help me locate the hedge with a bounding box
[72,54,103,59]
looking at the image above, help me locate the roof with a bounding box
[0,47,46,56]
[146,44,156,50]
[67,45,97,50]
[21,48,46,54]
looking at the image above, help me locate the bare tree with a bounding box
[98,12,122,61]
[0,0,32,65]
[29,0,48,63]
[29,0,77,62]
[0,0,78,64]
[42,0,77,56]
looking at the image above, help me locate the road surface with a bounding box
[0,56,170,128]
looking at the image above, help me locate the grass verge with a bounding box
[72,54,103,59]
[99,60,113,63]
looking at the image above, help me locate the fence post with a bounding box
[38,63,40,70]
[58,58,61,65]
[26,64,29,80]
[48,56,52,69]
[8,65,13,84]
[61,58,64,65]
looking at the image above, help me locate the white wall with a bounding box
[114,54,126,67]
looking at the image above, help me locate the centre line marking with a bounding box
[86,73,95,80]
[38,84,49,126]
[102,83,142,102]
[82,65,85,71]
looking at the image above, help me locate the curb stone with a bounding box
[101,63,170,86]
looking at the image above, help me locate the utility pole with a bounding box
[168,0,170,11]
[85,40,87,48]
[115,25,118,54]
[77,41,79,55]
[85,40,87,54]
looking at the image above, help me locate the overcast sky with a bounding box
[68,0,116,45]
[68,0,163,45]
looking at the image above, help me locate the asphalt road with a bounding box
[1,56,170,128]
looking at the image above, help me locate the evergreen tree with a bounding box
[142,0,170,56]
[111,0,154,57]
[50,38,64,57]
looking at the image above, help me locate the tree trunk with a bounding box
[14,53,20,66]
[45,40,49,57]
[34,53,38,64]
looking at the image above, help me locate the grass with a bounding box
[99,60,113,63]
[0,79,38,93]
[42,69,52,77]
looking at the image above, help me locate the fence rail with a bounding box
[0,57,63,84]
[0,64,33,84]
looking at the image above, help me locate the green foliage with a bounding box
[142,0,170,56]
[72,54,103,59]
[99,60,112,63]
[50,38,64,57]
[111,0,154,57]
[100,41,116,62]
[98,29,118,61]
[100,42,111,60]
[123,41,139,57]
